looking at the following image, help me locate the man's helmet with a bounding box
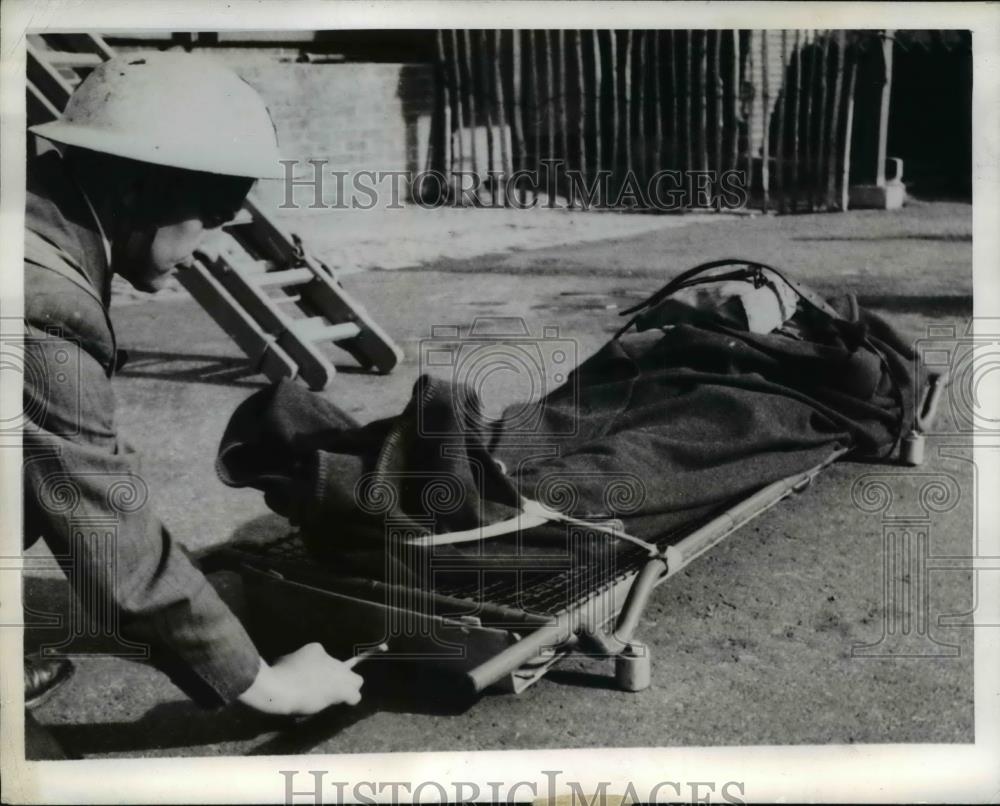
[30,51,287,179]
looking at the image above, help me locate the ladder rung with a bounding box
[27,79,63,123]
[295,318,361,343]
[252,268,315,287]
[26,44,74,110]
[45,51,103,68]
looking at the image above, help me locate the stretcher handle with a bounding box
[466,619,571,693]
[344,642,388,669]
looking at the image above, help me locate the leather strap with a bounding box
[619,258,847,329]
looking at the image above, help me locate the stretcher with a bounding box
[202,370,944,695]
[208,372,946,694]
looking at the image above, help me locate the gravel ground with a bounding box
[26,198,975,757]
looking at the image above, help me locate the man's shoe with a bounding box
[25,655,74,710]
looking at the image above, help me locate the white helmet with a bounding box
[30,51,287,179]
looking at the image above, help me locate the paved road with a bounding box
[26,199,975,757]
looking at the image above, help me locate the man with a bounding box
[23,52,362,720]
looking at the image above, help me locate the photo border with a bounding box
[2,1,997,803]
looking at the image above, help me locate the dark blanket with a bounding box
[217,287,921,579]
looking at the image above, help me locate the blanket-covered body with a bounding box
[217,271,921,582]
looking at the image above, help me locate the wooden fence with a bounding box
[431,29,886,212]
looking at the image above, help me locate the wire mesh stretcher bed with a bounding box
[207,448,846,693]
[203,261,944,694]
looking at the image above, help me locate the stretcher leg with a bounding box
[615,641,651,692]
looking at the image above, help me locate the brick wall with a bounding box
[116,45,436,207]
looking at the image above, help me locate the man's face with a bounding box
[115,168,253,292]
[129,217,207,292]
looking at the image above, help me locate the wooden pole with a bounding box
[760,30,771,212]
[558,30,569,173]
[624,29,633,183]
[529,29,541,180]
[479,30,497,198]
[671,30,681,171]
[774,29,787,213]
[697,30,708,177]
[575,30,586,177]
[802,30,816,210]
[545,29,556,167]
[730,29,740,173]
[610,30,621,180]
[644,30,653,178]
[636,30,647,181]
[653,30,663,173]
[840,45,858,211]
[593,30,603,182]
[512,30,528,188]
[462,30,480,180]
[494,31,511,184]
[451,30,466,176]
[875,29,895,187]
[743,31,754,202]
[685,30,693,173]
[713,30,724,207]
[790,29,802,212]
[814,31,831,210]
[436,31,453,179]
[825,30,846,209]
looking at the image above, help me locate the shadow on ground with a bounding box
[858,295,973,317]
[792,233,972,242]
[25,538,482,756]
[41,659,481,757]
[117,350,268,388]
[118,349,368,388]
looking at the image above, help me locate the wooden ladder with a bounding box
[26,33,403,390]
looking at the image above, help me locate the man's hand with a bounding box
[237,642,363,716]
